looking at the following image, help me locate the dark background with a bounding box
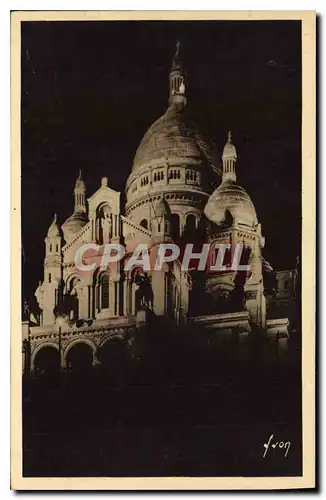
[21,20,302,299]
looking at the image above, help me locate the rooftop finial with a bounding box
[169,40,186,107]
[176,40,181,57]
[228,130,232,142]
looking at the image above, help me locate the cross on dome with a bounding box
[176,40,181,57]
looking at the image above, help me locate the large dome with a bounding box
[132,104,220,173]
[62,212,88,242]
[204,180,258,228]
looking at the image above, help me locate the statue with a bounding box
[22,300,30,321]
[142,273,154,309]
[35,280,44,310]
[134,272,154,310]
[101,212,112,243]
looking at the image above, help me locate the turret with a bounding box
[43,214,63,325]
[222,131,237,183]
[74,169,87,213]
[169,40,187,108]
[62,170,89,242]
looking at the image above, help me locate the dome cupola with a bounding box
[125,42,221,234]
[169,40,187,108]
[47,213,61,238]
[62,170,89,242]
[129,41,220,176]
[204,132,258,228]
[222,131,237,183]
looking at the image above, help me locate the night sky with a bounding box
[22,20,301,299]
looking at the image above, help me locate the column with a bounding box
[114,282,119,316]
[131,282,136,315]
[87,285,92,318]
[123,278,129,316]
[92,350,101,366]
[60,345,67,370]
[109,280,115,316]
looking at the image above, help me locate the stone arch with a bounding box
[64,337,97,360]
[65,272,82,294]
[97,334,128,375]
[98,333,125,350]
[95,202,112,244]
[64,338,96,370]
[185,212,198,232]
[93,267,110,314]
[31,342,60,372]
[64,273,85,321]
[171,213,180,240]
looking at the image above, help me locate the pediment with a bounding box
[88,185,121,218]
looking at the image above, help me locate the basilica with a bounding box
[22,44,299,374]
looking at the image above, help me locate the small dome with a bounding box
[204,180,258,228]
[62,212,88,242]
[222,131,237,161]
[154,197,171,218]
[47,214,61,238]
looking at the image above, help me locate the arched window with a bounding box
[186,214,197,233]
[154,173,157,182]
[171,213,180,240]
[140,219,148,230]
[101,274,109,310]
[186,170,189,180]
[49,243,52,252]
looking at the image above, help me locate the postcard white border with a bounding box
[11,10,316,490]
